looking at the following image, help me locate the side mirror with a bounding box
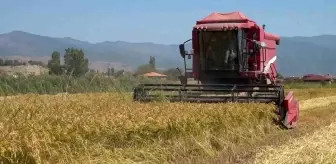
[179,44,186,58]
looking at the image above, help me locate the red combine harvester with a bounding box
[133,12,299,129]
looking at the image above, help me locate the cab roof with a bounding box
[194,11,280,41]
[196,11,254,24]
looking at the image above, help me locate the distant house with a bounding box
[143,72,167,78]
[283,76,301,83]
[302,74,333,83]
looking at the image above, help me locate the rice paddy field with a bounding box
[1,88,336,164]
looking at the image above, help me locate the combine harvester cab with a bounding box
[133,11,300,129]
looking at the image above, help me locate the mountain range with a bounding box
[0,30,335,76]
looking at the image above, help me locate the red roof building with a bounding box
[143,72,166,77]
[302,74,333,82]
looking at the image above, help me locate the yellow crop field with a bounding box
[1,88,336,164]
[284,88,336,100]
[255,121,336,164]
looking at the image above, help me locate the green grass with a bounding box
[0,73,334,97]
[285,81,336,89]
[0,73,174,96]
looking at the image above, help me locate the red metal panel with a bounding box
[239,71,259,78]
[264,32,280,42]
[255,28,263,71]
[192,11,282,81]
[262,31,278,76]
[192,29,200,79]
[283,91,299,128]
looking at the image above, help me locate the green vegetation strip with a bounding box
[0,73,335,97]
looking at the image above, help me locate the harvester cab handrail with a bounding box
[179,39,193,82]
[243,38,267,49]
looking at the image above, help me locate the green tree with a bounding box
[149,56,155,69]
[28,60,46,67]
[163,68,182,80]
[47,51,63,75]
[89,69,96,73]
[107,68,111,76]
[4,60,13,66]
[63,48,89,77]
[135,64,156,75]
[134,56,157,76]
[115,69,124,77]
[106,67,115,76]
[111,68,115,76]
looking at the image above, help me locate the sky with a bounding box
[0,0,335,44]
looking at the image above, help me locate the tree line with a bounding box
[0,59,45,67]
[9,46,282,81]
[47,48,89,77]
[133,56,182,80]
[47,47,182,80]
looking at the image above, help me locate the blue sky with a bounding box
[0,0,335,44]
